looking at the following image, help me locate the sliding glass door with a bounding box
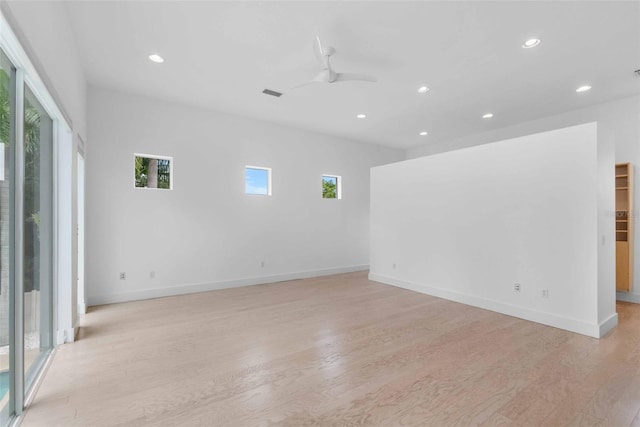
[0,47,54,426]
[0,48,15,427]
[23,87,53,391]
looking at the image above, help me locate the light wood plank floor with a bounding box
[23,272,640,426]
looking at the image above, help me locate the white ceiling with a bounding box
[64,1,640,150]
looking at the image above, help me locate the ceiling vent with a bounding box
[262,89,283,97]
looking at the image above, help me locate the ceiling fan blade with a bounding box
[334,73,378,83]
[313,36,329,68]
[315,36,324,56]
[291,71,327,90]
[292,81,318,90]
[312,70,329,83]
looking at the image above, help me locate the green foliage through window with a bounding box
[322,175,339,199]
[0,69,10,145]
[135,155,171,189]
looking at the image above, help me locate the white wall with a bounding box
[407,95,640,304]
[86,87,403,305]
[598,128,616,333]
[2,1,87,337]
[2,1,87,137]
[371,123,616,338]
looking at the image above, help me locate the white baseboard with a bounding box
[616,291,640,304]
[55,327,77,346]
[55,330,64,346]
[65,327,76,343]
[78,302,87,315]
[88,265,368,306]
[369,273,605,338]
[599,313,618,337]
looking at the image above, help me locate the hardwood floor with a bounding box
[22,272,640,426]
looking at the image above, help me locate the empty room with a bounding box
[0,0,638,426]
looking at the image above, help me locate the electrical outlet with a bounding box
[119,272,126,280]
[514,283,521,292]
[541,289,549,298]
[260,261,265,268]
[150,271,155,279]
[392,263,396,270]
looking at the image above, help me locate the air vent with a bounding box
[635,69,640,77]
[262,89,282,97]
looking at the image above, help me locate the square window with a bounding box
[322,175,341,199]
[245,166,272,195]
[134,154,172,189]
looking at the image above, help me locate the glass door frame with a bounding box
[1,8,73,425]
[13,66,25,421]
[22,83,55,406]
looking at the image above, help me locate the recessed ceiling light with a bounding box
[576,85,592,93]
[419,131,428,136]
[522,38,541,48]
[482,113,494,119]
[356,114,367,119]
[148,54,164,63]
[417,86,430,94]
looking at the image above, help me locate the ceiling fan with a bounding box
[293,36,378,89]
